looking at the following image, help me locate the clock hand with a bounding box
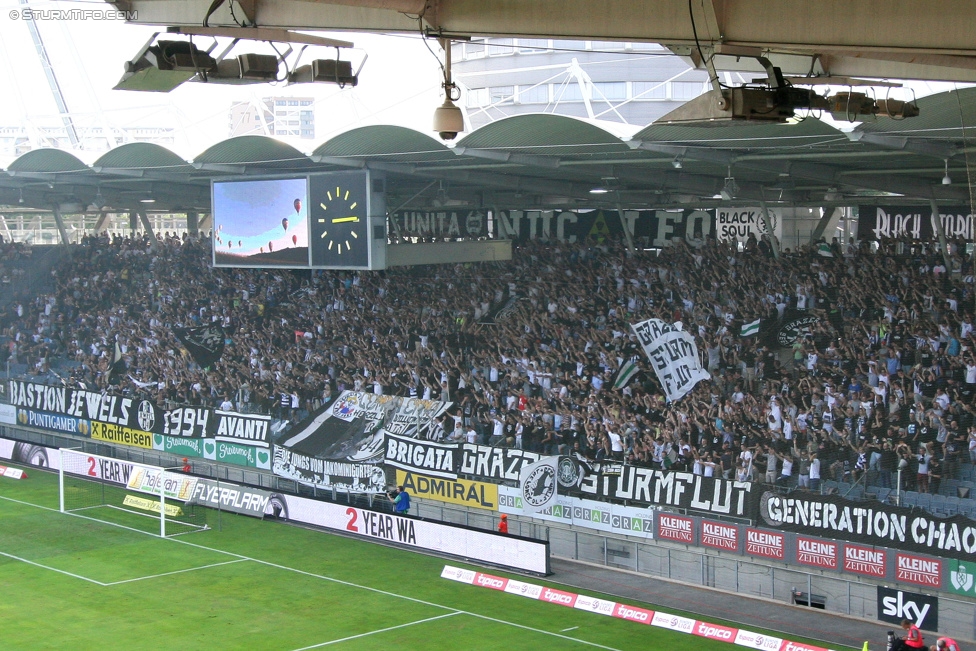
[331,216,360,224]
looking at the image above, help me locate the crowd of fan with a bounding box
[3,228,976,493]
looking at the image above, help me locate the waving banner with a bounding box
[174,325,226,369]
[518,457,558,513]
[631,319,710,402]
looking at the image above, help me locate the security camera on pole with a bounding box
[432,38,464,141]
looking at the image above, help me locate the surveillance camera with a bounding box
[433,99,464,141]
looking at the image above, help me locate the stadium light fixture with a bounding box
[720,165,739,201]
[943,159,952,185]
[117,32,361,92]
[202,53,281,85]
[115,38,217,92]
[288,58,359,87]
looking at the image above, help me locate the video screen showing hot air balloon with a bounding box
[212,177,310,267]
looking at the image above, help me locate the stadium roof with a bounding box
[1,87,974,216]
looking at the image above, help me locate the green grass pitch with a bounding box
[0,463,843,650]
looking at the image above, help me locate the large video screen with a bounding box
[212,178,310,267]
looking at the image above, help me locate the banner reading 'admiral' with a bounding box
[758,490,976,563]
[576,464,758,519]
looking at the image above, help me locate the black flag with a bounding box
[175,325,226,369]
[108,341,126,385]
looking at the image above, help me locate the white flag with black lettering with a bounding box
[518,457,558,513]
[631,318,710,402]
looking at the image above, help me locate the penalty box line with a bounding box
[102,559,248,586]
[0,495,246,587]
[3,494,624,651]
[0,550,108,586]
[289,612,462,650]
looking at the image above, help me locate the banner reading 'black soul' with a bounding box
[759,490,976,563]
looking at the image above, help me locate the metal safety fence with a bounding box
[415,498,976,644]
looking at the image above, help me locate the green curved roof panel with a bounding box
[315,125,453,163]
[8,148,89,173]
[456,114,629,156]
[93,143,192,172]
[194,135,310,166]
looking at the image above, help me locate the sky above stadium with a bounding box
[0,0,443,158]
[0,0,966,163]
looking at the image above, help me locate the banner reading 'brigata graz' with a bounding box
[758,489,976,563]
[631,319,710,402]
[857,204,976,241]
[384,433,460,479]
[575,463,759,519]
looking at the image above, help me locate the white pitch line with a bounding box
[2,494,625,651]
[289,612,462,650]
[465,612,623,651]
[0,550,106,586]
[103,558,248,586]
[562,626,580,632]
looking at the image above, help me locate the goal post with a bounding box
[58,448,210,538]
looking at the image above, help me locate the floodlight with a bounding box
[720,165,739,200]
[199,54,280,85]
[115,40,216,92]
[289,59,358,86]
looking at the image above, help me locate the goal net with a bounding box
[59,449,210,538]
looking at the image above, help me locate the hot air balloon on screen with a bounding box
[282,217,289,232]
[269,241,274,252]
[294,198,302,214]
[238,240,242,248]
[260,247,264,253]
[292,234,297,246]
[228,240,232,248]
